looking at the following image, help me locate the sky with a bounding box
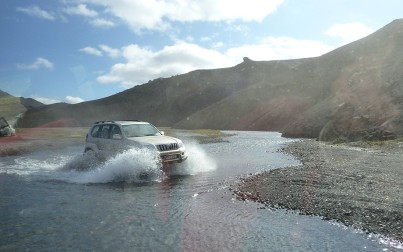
[0,0,402,104]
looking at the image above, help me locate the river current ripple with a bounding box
[0,131,399,251]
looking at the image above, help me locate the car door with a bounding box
[87,125,102,151]
[97,124,112,152]
[109,124,124,151]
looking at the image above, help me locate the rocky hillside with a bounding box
[17,19,403,141]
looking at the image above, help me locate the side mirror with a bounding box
[160,131,165,135]
[112,134,122,140]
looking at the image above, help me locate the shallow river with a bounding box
[0,131,400,251]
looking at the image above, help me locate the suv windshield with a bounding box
[122,124,161,137]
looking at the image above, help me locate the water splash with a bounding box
[170,142,217,176]
[67,148,163,184]
[1,142,216,184]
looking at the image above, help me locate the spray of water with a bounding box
[170,142,216,176]
[67,148,163,184]
[1,142,216,184]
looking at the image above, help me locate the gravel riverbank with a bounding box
[232,139,403,243]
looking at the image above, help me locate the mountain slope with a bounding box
[17,19,403,140]
[0,91,44,126]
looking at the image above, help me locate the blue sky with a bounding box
[0,0,402,104]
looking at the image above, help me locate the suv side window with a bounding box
[100,124,111,139]
[91,125,102,138]
[110,124,122,138]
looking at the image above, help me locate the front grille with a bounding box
[157,143,178,151]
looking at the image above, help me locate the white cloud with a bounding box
[164,0,284,22]
[79,46,103,56]
[63,4,98,17]
[17,6,56,20]
[325,22,374,43]
[212,41,224,49]
[33,97,61,104]
[92,0,169,32]
[17,1,285,32]
[96,37,334,88]
[97,42,233,87]
[79,0,285,32]
[89,18,116,28]
[33,96,85,104]
[63,4,115,28]
[65,96,85,104]
[227,37,335,61]
[17,57,54,70]
[97,74,122,84]
[99,44,120,58]
[227,24,249,33]
[79,45,120,58]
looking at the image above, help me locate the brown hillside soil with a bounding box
[231,139,403,243]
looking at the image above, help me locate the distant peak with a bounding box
[243,57,253,63]
[381,18,403,31]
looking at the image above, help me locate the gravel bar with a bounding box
[231,139,403,242]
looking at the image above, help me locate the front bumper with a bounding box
[160,149,187,163]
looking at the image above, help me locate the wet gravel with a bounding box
[232,139,403,242]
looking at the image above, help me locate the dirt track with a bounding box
[232,139,403,242]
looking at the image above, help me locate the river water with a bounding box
[0,131,400,251]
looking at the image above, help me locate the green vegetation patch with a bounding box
[191,129,223,136]
[189,129,234,144]
[339,137,403,150]
[0,96,26,121]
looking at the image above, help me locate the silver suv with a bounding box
[84,120,187,163]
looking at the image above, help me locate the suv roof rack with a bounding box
[94,120,114,124]
[94,120,142,124]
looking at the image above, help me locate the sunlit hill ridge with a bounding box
[12,19,403,141]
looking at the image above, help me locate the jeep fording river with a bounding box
[84,120,188,164]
